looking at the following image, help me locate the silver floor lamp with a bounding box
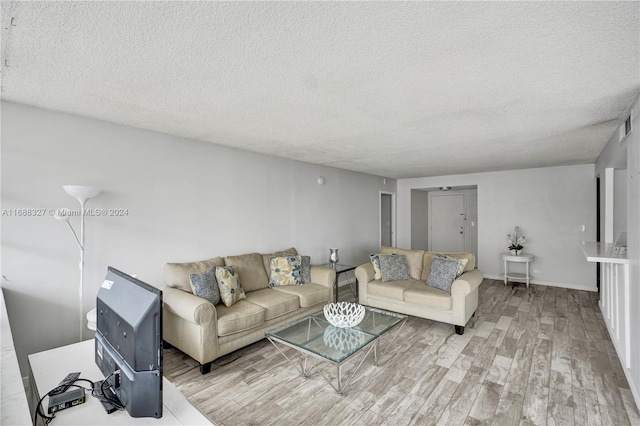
[55,185,101,341]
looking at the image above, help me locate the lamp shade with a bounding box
[63,185,101,204]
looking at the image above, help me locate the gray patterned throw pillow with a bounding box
[300,255,311,283]
[189,265,221,305]
[426,256,462,293]
[378,254,410,282]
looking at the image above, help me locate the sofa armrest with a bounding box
[310,265,336,288]
[451,269,483,297]
[355,263,374,303]
[355,262,374,284]
[163,286,217,326]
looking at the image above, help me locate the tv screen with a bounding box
[95,267,163,418]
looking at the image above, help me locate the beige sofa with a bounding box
[355,246,483,335]
[162,248,335,373]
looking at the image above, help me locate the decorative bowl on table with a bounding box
[323,302,365,328]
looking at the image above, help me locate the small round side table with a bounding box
[501,252,535,288]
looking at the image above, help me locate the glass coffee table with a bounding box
[265,306,407,395]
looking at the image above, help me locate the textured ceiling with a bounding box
[1,1,639,179]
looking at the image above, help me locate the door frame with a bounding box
[379,191,396,248]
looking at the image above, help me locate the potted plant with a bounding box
[508,226,526,255]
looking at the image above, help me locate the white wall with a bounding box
[0,101,396,376]
[397,164,597,290]
[595,95,640,411]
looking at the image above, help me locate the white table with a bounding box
[1,289,32,426]
[501,252,535,288]
[28,340,211,426]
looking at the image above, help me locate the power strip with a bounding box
[48,387,85,413]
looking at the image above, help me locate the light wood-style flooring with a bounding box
[163,279,640,425]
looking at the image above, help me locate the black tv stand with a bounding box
[93,380,123,414]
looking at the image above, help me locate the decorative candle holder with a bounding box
[329,248,339,265]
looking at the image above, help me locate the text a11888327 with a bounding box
[1,207,129,217]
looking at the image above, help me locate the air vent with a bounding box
[619,112,633,142]
[624,114,632,136]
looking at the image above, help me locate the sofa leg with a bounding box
[455,325,465,335]
[162,340,173,349]
[472,310,477,318]
[199,362,212,375]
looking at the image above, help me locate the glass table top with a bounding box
[317,263,357,273]
[265,306,407,363]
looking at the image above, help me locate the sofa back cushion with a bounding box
[380,246,425,280]
[421,252,475,281]
[164,256,225,293]
[224,253,269,292]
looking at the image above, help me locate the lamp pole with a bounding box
[79,198,87,341]
[57,185,101,341]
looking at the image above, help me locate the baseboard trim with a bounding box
[483,274,598,292]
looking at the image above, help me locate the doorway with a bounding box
[412,187,477,259]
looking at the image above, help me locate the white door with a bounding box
[429,193,465,252]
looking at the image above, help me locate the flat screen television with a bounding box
[94,267,163,418]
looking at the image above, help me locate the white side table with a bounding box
[501,252,535,288]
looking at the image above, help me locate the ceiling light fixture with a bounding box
[440,186,451,191]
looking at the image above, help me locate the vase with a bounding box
[329,248,339,264]
[510,249,520,256]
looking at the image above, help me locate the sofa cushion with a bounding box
[269,256,302,287]
[421,252,475,281]
[189,265,221,305]
[216,266,246,307]
[378,254,411,282]
[224,253,269,292]
[404,281,452,311]
[272,283,330,307]
[367,279,416,300]
[261,247,299,273]
[164,256,225,293]
[245,288,300,320]
[381,246,425,279]
[426,256,460,294]
[216,300,265,336]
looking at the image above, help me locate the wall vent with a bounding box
[619,112,633,142]
[624,113,632,136]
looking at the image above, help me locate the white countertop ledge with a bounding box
[581,241,629,264]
